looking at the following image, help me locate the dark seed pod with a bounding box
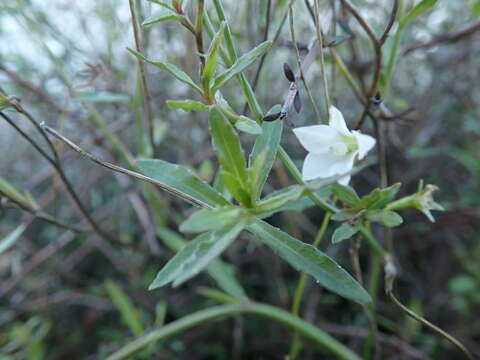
[283,63,295,82]
[263,112,281,122]
[293,92,302,113]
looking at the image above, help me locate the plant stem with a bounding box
[313,0,331,114]
[389,293,474,360]
[288,4,322,123]
[289,211,332,359]
[107,302,362,360]
[128,0,155,152]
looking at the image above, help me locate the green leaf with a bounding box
[234,116,262,135]
[332,223,359,244]
[157,227,246,298]
[248,220,371,304]
[0,224,26,254]
[142,7,182,26]
[138,159,229,207]
[202,22,225,90]
[357,183,401,210]
[204,261,247,299]
[180,206,244,233]
[366,210,403,227]
[400,0,438,28]
[0,176,38,210]
[127,48,203,94]
[212,40,272,92]
[77,91,130,103]
[473,0,480,17]
[331,210,362,222]
[254,185,305,214]
[106,280,144,336]
[248,120,283,199]
[209,107,248,186]
[166,100,209,112]
[221,171,252,207]
[332,184,360,206]
[149,222,246,289]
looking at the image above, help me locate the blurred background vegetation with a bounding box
[0,0,479,359]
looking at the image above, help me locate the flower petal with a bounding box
[293,125,342,154]
[338,175,351,186]
[329,106,351,135]
[353,131,376,159]
[301,151,356,182]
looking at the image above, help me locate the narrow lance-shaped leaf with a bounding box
[366,210,403,227]
[166,100,209,112]
[105,280,144,336]
[180,206,244,233]
[234,116,262,135]
[138,159,229,208]
[157,227,247,298]
[332,223,359,244]
[248,220,371,304]
[331,184,360,207]
[0,224,26,254]
[400,0,438,28]
[212,40,272,92]
[202,22,225,90]
[221,171,252,207]
[0,176,38,210]
[248,119,283,199]
[254,185,305,214]
[142,7,182,26]
[209,107,248,187]
[127,48,203,94]
[149,221,246,289]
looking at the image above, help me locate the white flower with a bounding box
[293,106,376,185]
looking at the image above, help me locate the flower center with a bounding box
[332,142,348,156]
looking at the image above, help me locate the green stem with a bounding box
[206,0,386,260]
[107,302,362,360]
[313,0,331,113]
[389,293,473,360]
[289,212,332,359]
[384,0,405,97]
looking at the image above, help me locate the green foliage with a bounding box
[166,100,209,112]
[248,120,284,199]
[248,220,371,304]
[332,223,359,244]
[212,40,272,92]
[142,7,182,26]
[202,22,225,92]
[180,206,244,233]
[127,48,203,94]
[106,281,145,336]
[0,224,26,254]
[157,227,246,298]
[149,221,246,289]
[138,159,230,207]
[399,0,438,28]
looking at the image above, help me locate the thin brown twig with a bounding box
[380,0,399,45]
[1,193,85,233]
[42,125,212,209]
[0,108,118,245]
[404,20,480,54]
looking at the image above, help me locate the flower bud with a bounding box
[386,182,444,222]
